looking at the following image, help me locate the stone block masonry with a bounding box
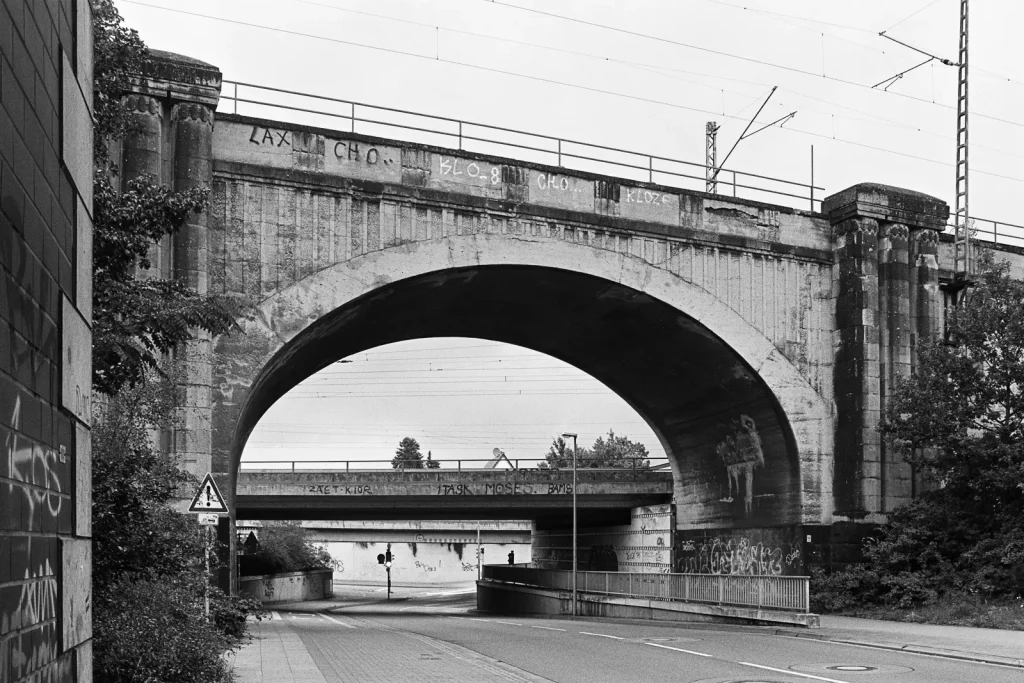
[1,0,95,681]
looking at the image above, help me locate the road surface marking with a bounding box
[530,625,567,632]
[270,611,282,621]
[580,631,624,640]
[494,620,523,626]
[739,662,849,683]
[466,618,492,622]
[320,614,355,628]
[645,642,711,657]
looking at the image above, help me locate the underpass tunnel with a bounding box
[228,265,802,538]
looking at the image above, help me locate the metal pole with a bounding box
[204,526,210,620]
[477,526,482,580]
[560,432,579,616]
[810,145,815,211]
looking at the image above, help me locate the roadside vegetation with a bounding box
[240,523,334,576]
[541,430,651,469]
[811,255,1024,630]
[90,2,260,681]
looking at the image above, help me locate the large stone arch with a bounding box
[214,233,834,531]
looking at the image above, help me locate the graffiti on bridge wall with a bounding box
[676,536,801,576]
[716,414,764,514]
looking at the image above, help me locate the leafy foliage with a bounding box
[425,450,440,469]
[243,523,333,575]
[90,11,241,395]
[94,575,255,683]
[91,374,265,682]
[877,257,1024,601]
[816,257,1024,614]
[92,0,148,162]
[392,436,425,469]
[541,430,650,469]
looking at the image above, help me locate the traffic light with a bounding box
[385,548,393,567]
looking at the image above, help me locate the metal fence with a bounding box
[944,217,1024,250]
[238,456,669,473]
[482,565,809,613]
[219,80,824,211]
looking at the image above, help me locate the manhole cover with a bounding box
[827,666,877,672]
[795,663,913,676]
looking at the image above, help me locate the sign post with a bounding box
[188,474,229,621]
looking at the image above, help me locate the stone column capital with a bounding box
[125,49,222,110]
[823,184,949,232]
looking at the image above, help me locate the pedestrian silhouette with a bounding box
[508,550,515,565]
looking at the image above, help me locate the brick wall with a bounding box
[1,0,94,681]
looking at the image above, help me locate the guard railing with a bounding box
[238,456,669,473]
[220,80,824,211]
[481,565,810,613]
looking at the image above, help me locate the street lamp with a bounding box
[562,432,578,617]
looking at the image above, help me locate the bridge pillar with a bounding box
[824,184,947,523]
[121,52,222,483]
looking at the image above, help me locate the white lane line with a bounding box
[494,620,523,626]
[580,631,624,640]
[739,662,849,683]
[645,642,712,657]
[530,625,567,632]
[270,611,282,621]
[466,618,492,622]
[320,614,355,628]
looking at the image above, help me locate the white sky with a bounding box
[115,0,1024,467]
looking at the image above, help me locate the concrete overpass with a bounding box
[236,468,674,525]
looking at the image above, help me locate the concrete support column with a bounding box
[831,215,881,518]
[119,94,168,281]
[824,184,948,522]
[125,52,222,484]
[877,222,912,510]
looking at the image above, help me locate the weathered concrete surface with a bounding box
[236,469,673,522]
[207,116,838,541]
[118,53,981,589]
[476,580,820,627]
[238,568,333,604]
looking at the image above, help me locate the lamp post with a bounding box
[562,432,578,617]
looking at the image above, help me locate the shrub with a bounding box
[94,574,260,683]
[244,523,333,575]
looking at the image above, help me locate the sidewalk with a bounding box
[777,615,1024,668]
[231,610,554,683]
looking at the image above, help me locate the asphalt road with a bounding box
[263,582,1023,683]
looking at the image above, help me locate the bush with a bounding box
[94,574,261,683]
[809,565,878,613]
[244,523,333,575]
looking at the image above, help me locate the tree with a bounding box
[91,0,239,396]
[392,437,425,469]
[243,523,333,575]
[425,450,441,469]
[875,255,1024,601]
[90,3,260,680]
[541,430,650,469]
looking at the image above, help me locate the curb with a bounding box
[776,630,1024,669]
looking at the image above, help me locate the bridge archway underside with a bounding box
[210,121,835,531]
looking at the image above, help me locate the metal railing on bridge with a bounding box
[238,456,670,474]
[944,217,1024,251]
[220,80,824,211]
[482,565,810,613]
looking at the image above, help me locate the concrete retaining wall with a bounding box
[317,540,530,584]
[476,580,819,627]
[239,568,334,604]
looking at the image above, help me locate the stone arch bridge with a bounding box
[122,52,959,588]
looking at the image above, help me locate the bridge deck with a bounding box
[236,469,673,522]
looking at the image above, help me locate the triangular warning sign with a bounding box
[188,473,229,513]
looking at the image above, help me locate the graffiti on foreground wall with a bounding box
[716,414,764,514]
[677,537,801,576]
